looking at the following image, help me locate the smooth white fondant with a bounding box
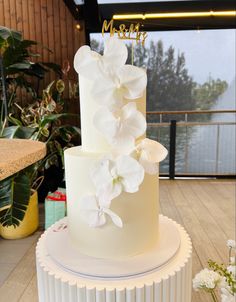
[45,216,181,279]
[36,216,192,302]
[79,75,111,153]
[64,146,159,259]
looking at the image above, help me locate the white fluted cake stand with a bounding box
[36,215,192,302]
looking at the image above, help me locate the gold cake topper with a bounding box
[102,20,147,46]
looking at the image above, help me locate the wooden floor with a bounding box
[0,179,235,302]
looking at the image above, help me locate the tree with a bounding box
[90,38,228,121]
[193,77,228,110]
[146,42,196,115]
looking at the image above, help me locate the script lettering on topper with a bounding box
[102,20,148,45]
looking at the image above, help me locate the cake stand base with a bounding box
[36,215,192,302]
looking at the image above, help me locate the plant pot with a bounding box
[0,190,39,239]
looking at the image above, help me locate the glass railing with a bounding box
[147,110,236,177]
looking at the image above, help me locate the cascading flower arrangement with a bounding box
[73,37,168,228]
[193,239,236,302]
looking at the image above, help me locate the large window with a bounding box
[91,29,235,112]
[90,29,236,175]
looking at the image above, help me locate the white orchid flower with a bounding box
[93,102,147,155]
[93,64,147,109]
[91,155,144,199]
[80,189,123,228]
[74,37,127,80]
[74,37,147,109]
[74,45,101,79]
[136,138,168,175]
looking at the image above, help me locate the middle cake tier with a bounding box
[64,146,160,260]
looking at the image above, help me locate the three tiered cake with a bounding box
[36,37,192,302]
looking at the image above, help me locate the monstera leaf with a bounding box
[2,126,37,139]
[0,26,21,49]
[0,174,31,227]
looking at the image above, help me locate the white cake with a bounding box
[64,38,167,260]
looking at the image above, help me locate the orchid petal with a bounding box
[97,183,120,207]
[138,138,168,163]
[91,157,122,200]
[115,155,144,193]
[80,195,106,227]
[112,134,135,155]
[136,138,168,174]
[103,208,123,228]
[92,77,122,109]
[88,211,106,227]
[74,46,101,79]
[94,103,146,155]
[121,102,147,138]
[139,155,159,175]
[93,107,119,144]
[111,182,123,199]
[103,38,128,73]
[119,64,147,99]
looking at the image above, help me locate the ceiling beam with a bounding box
[63,0,236,33]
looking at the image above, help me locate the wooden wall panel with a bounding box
[15,0,23,33]
[0,1,3,26]
[0,0,85,114]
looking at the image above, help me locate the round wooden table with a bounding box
[0,138,46,181]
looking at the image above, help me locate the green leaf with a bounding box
[40,113,68,128]
[13,76,37,97]
[2,126,37,139]
[8,115,23,126]
[24,62,48,79]
[41,127,49,138]
[7,62,31,70]
[57,125,81,142]
[0,26,22,42]
[44,81,55,94]
[0,177,12,210]
[41,62,62,76]
[20,39,37,48]
[0,173,31,227]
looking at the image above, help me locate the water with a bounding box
[187,79,236,175]
[153,79,236,175]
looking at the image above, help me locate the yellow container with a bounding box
[0,190,39,239]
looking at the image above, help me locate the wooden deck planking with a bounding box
[0,239,39,302]
[0,179,235,302]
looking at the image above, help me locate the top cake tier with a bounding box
[74,38,147,153]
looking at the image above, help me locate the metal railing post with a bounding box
[169,120,177,179]
[215,124,220,174]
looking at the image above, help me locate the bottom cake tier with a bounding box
[36,215,192,302]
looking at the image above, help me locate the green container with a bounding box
[45,188,66,229]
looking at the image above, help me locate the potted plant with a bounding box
[0,80,80,238]
[0,26,80,238]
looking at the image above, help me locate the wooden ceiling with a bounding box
[64,0,236,38]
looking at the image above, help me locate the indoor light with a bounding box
[113,10,236,20]
[76,23,81,30]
